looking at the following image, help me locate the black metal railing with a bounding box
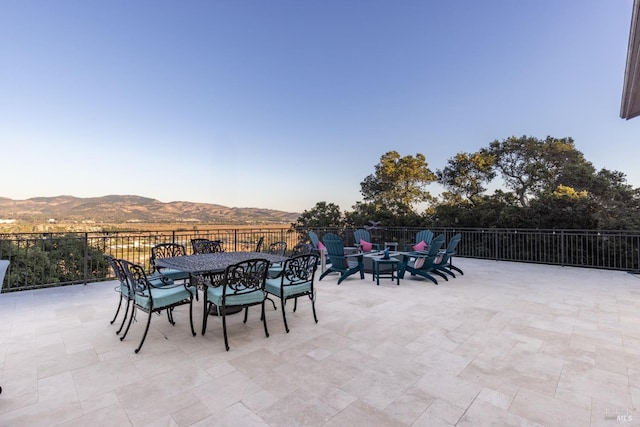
[2,227,640,292]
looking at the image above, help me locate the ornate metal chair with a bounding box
[120,260,196,353]
[266,241,288,281]
[399,235,448,284]
[150,242,190,281]
[268,242,312,278]
[267,241,287,256]
[265,253,319,333]
[105,255,133,335]
[254,236,265,252]
[290,242,314,256]
[191,238,223,255]
[201,258,270,351]
[318,233,365,284]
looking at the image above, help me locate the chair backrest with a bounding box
[281,253,319,284]
[255,236,265,252]
[105,255,127,283]
[121,260,149,292]
[437,234,461,264]
[445,233,461,254]
[353,229,371,244]
[290,243,313,256]
[151,243,187,272]
[267,241,287,256]
[191,239,223,255]
[322,233,349,270]
[415,230,434,246]
[427,235,446,256]
[222,259,269,300]
[0,260,10,291]
[308,231,320,249]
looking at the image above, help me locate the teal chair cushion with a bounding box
[135,285,195,310]
[268,265,283,278]
[265,277,312,299]
[207,285,265,307]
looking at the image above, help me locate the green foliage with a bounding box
[360,151,436,208]
[1,235,109,290]
[437,151,496,202]
[299,137,640,230]
[346,201,423,227]
[484,135,589,206]
[292,202,344,229]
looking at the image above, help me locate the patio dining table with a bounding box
[154,251,288,315]
[153,251,288,275]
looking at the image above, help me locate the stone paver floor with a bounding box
[1,258,639,426]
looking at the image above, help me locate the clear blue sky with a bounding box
[1,1,638,213]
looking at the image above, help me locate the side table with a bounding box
[371,257,400,286]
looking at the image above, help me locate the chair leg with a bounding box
[110,294,124,324]
[266,296,277,311]
[261,302,269,338]
[134,309,153,353]
[280,299,289,333]
[310,294,318,324]
[166,309,175,325]
[438,266,456,278]
[222,310,230,351]
[120,305,137,341]
[201,293,209,335]
[449,264,464,275]
[432,269,449,281]
[188,299,196,337]
[420,272,439,285]
[116,298,131,335]
[318,269,332,281]
[293,297,298,312]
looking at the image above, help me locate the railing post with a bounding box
[561,230,565,266]
[234,229,238,252]
[83,233,88,285]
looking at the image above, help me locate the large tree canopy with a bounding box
[360,151,436,209]
[296,137,640,230]
[292,202,343,229]
[437,151,495,204]
[483,135,589,206]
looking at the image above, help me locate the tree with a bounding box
[346,200,423,227]
[484,135,588,206]
[437,151,496,203]
[361,151,436,207]
[292,202,344,229]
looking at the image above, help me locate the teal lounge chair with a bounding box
[404,230,434,251]
[318,233,365,285]
[353,228,381,251]
[433,233,463,277]
[399,234,448,285]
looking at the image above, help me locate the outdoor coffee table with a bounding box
[369,255,401,286]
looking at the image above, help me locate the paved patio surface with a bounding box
[1,258,640,426]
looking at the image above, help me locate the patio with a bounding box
[1,258,639,426]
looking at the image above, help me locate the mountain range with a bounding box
[0,195,300,224]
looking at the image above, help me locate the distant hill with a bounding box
[0,195,300,225]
